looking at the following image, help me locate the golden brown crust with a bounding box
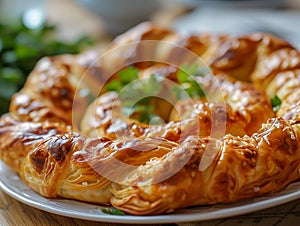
[1,22,300,215]
[110,118,300,215]
[0,115,72,171]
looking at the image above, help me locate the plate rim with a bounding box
[1,161,300,224]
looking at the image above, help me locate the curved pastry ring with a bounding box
[1,22,300,215]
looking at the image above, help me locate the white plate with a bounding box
[1,161,300,224]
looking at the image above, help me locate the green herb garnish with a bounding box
[174,63,207,99]
[105,67,139,93]
[104,64,208,124]
[271,95,282,112]
[102,207,126,216]
[0,17,94,115]
[105,67,163,124]
[120,75,164,124]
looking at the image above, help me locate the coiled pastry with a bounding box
[1,22,300,215]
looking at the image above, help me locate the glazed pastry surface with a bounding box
[1,23,300,215]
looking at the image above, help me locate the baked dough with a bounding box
[1,22,300,215]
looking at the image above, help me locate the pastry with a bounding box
[1,22,300,215]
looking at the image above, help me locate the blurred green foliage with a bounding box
[0,17,94,115]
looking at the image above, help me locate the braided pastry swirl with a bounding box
[1,22,300,215]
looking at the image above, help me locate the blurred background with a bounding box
[0,0,300,114]
[1,0,300,43]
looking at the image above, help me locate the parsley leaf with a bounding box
[173,64,207,100]
[120,75,163,124]
[118,66,139,83]
[271,95,282,112]
[104,66,164,124]
[105,67,138,93]
[102,207,126,216]
[105,80,122,93]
